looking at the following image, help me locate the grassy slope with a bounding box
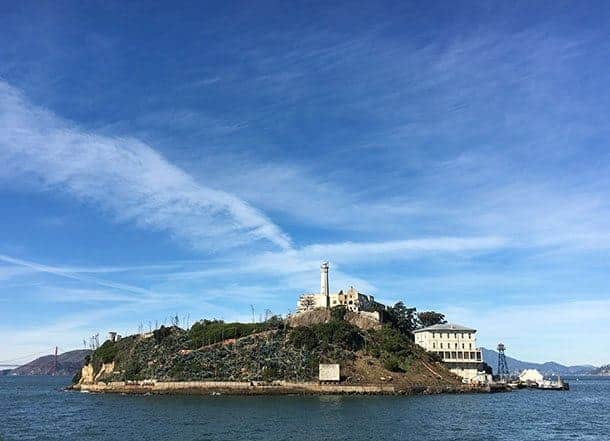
[83,317,462,390]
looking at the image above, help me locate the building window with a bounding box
[455,343,458,349]
[462,343,465,349]
[433,343,436,349]
[440,343,443,349]
[469,343,472,349]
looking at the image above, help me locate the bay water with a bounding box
[1,376,609,440]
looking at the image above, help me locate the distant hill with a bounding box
[0,350,91,376]
[588,364,610,376]
[481,348,596,376]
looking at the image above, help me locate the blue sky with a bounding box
[1,0,609,366]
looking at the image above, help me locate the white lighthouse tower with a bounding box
[320,261,330,309]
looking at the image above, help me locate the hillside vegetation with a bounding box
[77,307,460,390]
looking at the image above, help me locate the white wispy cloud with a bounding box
[33,287,143,304]
[299,236,507,260]
[0,264,34,281]
[0,254,165,298]
[161,236,507,283]
[0,81,291,251]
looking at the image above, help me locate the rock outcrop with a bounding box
[287,309,382,330]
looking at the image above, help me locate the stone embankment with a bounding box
[70,380,489,396]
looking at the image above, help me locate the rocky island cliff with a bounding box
[71,307,485,395]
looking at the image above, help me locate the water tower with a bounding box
[497,343,510,381]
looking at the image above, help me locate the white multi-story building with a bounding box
[413,323,485,382]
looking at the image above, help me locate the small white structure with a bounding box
[471,371,493,384]
[319,363,340,382]
[414,323,484,382]
[519,369,544,384]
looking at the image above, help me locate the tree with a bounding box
[300,295,316,311]
[416,311,447,328]
[264,315,284,329]
[385,302,417,335]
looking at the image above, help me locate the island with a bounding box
[71,262,499,395]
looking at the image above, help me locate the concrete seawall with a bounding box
[71,380,488,395]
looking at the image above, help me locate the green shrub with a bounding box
[93,341,118,363]
[153,325,173,344]
[72,370,82,384]
[330,305,347,321]
[288,321,364,351]
[323,320,364,350]
[368,325,416,372]
[289,326,318,351]
[371,326,413,355]
[125,359,143,381]
[187,320,268,349]
[381,353,413,372]
[382,354,404,372]
[264,315,285,329]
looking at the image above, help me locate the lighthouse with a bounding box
[320,261,330,309]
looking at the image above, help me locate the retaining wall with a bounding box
[72,380,397,395]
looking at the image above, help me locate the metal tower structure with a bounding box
[497,343,510,381]
[53,346,58,375]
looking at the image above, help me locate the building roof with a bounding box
[413,323,476,333]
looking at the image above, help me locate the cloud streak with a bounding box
[0,81,291,251]
[0,254,165,300]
